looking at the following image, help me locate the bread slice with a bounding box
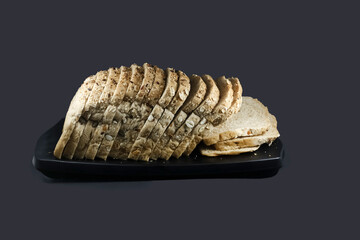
[129,70,190,160]
[199,145,260,157]
[53,75,96,159]
[213,114,279,150]
[202,96,271,146]
[171,74,220,158]
[181,77,243,157]
[63,70,109,159]
[159,75,208,160]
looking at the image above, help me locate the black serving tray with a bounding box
[33,119,285,180]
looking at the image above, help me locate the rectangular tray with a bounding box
[33,119,285,180]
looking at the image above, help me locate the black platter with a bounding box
[33,119,285,180]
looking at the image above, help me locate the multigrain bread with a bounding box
[213,114,279,150]
[54,63,280,161]
[53,75,96,159]
[159,74,207,160]
[129,70,190,160]
[172,74,220,158]
[202,96,271,146]
[182,77,243,156]
[66,70,109,159]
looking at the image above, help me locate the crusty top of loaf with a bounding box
[111,66,132,105]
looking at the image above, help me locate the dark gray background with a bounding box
[1,1,359,239]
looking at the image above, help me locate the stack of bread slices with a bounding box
[53,63,279,161]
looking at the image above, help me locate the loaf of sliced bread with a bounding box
[54,63,279,161]
[202,96,271,146]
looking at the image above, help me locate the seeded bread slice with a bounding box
[131,70,191,161]
[53,75,96,159]
[182,77,243,156]
[84,67,132,160]
[172,74,220,158]
[213,114,279,151]
[202,96,271,146]
[199,145,260,157]
[159,75,207,160]
[64,70,108,159]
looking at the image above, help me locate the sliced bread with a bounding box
[84,67,132,160]
[129,70,190,160]
[63,68,120,159]
[112,65,173,160]
[53,75,96,159]
[202,96,271,146]
[96,64,143,160]
[213,114,279,151]
[182,77,243,156]
[65,70,109,159]
[172,74,220,158]
[159,74,208,160]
